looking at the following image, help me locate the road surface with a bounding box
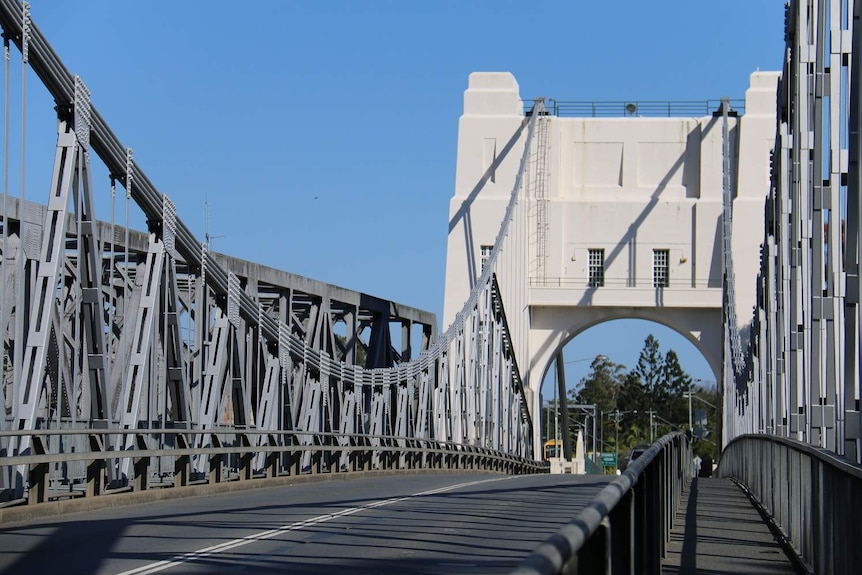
[0,473,611,574]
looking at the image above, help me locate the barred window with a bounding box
[480,245,493,273]
[653,249,669,287]
[588,249,605,287]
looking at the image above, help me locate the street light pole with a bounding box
[649,408,655,445]
[600,410,613,455]
[615,410,620,473]
[688,381,693,432]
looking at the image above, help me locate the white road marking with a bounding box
[114,476,513,575]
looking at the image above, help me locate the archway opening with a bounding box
[539,318,719,474]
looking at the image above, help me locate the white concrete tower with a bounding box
[444,72,779,452]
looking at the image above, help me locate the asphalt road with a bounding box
[0,473,612,575]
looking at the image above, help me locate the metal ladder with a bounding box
[533,107,551,282]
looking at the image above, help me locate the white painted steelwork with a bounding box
[0,0,533,502]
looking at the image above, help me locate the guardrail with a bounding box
[512,432,691,574]
[523,99,745,118]
[528,277,722,290]
[0,428,545,514]
[718,434,862,574]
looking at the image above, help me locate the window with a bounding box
[480,245,493,273]
[653,249,669,287]
[588,249,605,287]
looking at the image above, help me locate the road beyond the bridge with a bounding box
[0,473,611,574]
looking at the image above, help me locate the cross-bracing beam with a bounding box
[0,0,536,501]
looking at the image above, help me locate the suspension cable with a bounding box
[0,35,9,395]
[121,148,132,385]
[108,176,116,364]
[12,0,30,420]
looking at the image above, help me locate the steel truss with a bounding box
[0,0,535,501]
[729,0,862,463]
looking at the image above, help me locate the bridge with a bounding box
[0,1,860,574]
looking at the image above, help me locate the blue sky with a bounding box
[14,1,786,394]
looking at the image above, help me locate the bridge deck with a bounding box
[0,473,612,574]
[663,477,798,574]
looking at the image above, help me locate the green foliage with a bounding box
[335,333,366,365]
[617,372,646,414]
[615,335,713,453]
[634,334,662,400]
[659,349,690,425]
[570,354,625,414]
[543,337,720,472]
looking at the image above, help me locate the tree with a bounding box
[612,371,647,451]
[617,371,646,415]
[660,349,690,426]
[634,335,663,409]
[335,333,366,366]
[626,335,698,445]
[571,355,625,414]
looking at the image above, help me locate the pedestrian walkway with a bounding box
[663,477,799,574]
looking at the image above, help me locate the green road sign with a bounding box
[601,452,617,466]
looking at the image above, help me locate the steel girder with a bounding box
[740,0,860,463]
[0,0,536,504]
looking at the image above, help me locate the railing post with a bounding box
[813,456,827,574]
[644,462,661,574]
[27,435,49,505]
[174,433,190,487]
[208,433,223,484]
[610,488,635,575]
[265,434,279,479]
[578,517,611,574]
[133,433,150,492]
[86,433,106,498]
[238,434,253,480]
[360,438,371,471]
[663,445,671,554]
[289,435,302,475]
[661,443,675,558]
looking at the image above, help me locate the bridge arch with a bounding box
[531,312,722,398]
[528,308,723,455]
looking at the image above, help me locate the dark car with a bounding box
[622,444,650,470]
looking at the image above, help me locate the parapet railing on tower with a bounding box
[511,432,692,575]
[523,99,746,118]
[0,0,538,510]
[719,434,862,574]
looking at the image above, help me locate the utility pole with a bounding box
[688,383,693,432]
[600,412,604,456]
[568,403,598,464]
[649,409,655,443]
[615,410,620,474]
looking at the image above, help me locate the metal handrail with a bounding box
[0,427,545,518]
[528,277,722,289]
[0,427,539,466]
[718,434,862,574]
[512,432,691,574]
[522,99,745,118]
